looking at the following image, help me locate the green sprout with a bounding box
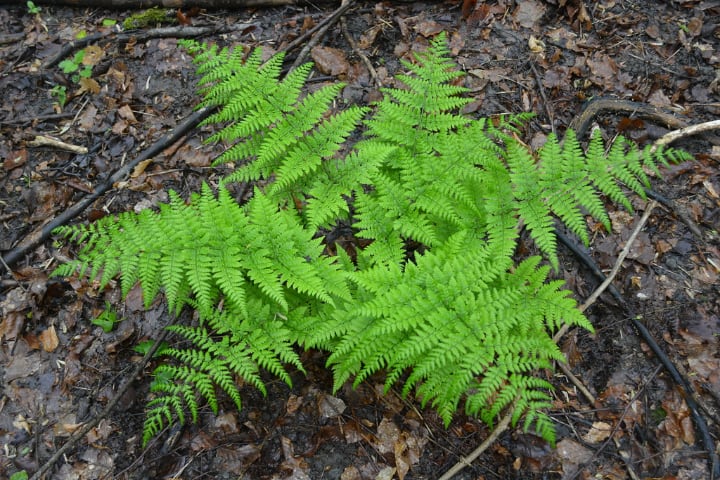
[92,302,120,333]
[58,49,93,83]
[26,1,40,14]
[50,85,67,108]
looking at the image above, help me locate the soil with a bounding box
[1,1,719,479]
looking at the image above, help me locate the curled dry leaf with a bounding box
[582,421,613,443]
[39,324,59,352]
[81,45,104,66]
[318,393,346,419]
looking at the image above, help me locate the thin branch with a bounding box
[553,200,657,343]
[438,408,514,480]
[289,0,354,70]
[654,118,720,148]
[0,107,211,273]
[43,24,252,69]
[29,319,177,480]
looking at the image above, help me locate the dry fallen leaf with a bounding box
[39,325,59,352]
[318,393,346,418]
[82,45,105,66]
[3,148,27,170]
[582,421,613,443]
[375,467,396,480]
[131,158,154,178]
[78,77,101,95]
[513,0,546,29]
[528,35,545,53]
[311,46,349,76]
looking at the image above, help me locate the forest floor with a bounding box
[1,1,719,479]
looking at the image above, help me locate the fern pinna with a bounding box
[53,34,689,447]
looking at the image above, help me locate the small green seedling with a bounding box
[59,50,93,83]
[102,18,117,27]
[134,340,169,358]
[92,302,120,333]
[10,471,29,480]
[50,85,67,108]
[26,1,40,14]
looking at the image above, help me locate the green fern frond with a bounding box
[55,35,692,449]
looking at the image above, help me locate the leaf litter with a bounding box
[0,0,719,478]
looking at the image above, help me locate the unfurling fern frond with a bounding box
[55,33,691,449]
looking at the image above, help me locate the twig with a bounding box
[557,361,596,404]
[282,0,353,56]
[42,25,253,69]
[0,107,211,273]
[289,0,354,71]
[529,61,554,134]
[553,200,658,343]
[654,119,720,149]
[645,188,703,239]
[28,135,88,154]
[437,408,513,480]
[340,16,382,87]
[29,320,176,480]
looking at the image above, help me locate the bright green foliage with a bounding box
[54,34,690,448]
[179,39,367,213]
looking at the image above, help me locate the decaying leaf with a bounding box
[311,46,349,76]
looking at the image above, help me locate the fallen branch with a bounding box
[288,0,354,70]
[43,24,254,69]
[654,118,720,148]
[3,0,328,9]
[29,318,176,480]
[0,107,211,273]
[437,407,514,480]
[568,97,688,140]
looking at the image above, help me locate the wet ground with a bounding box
[1,1,719,478]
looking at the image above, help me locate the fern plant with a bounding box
[53,34,690,447]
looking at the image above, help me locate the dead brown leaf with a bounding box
[556,439,593,479]
[77,77,100,95]
[414,19,444,38]
[582,421,613,443]
[311,46,349,77]
[77,103,99,131]
[513,0,546,30]
[318,392,346,418]
[214,444,261,475]
[586,53,618,87]
[81,45,104,66]
[0,311,25,343]
[39,325,59,352]
[659,389,695,447]
[3,148,27,170]
[87,419,115,444]
[358,24,383,49]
